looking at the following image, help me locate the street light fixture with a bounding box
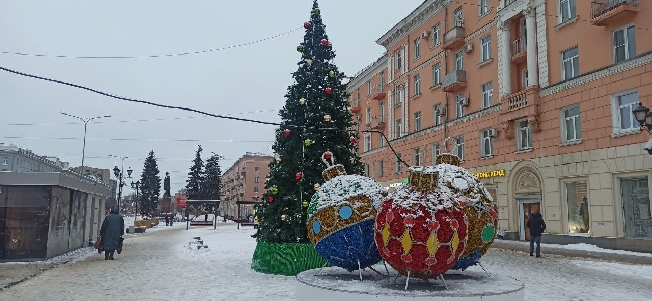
[633,102,652,133]
[112,160,132,213]
[60,112,111,169]
[131,180,141,220]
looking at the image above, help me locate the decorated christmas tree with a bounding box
[251,0,364,276]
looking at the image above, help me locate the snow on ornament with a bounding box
[306,151,387,271]
[427,138,499,271]
[374,160,470,280]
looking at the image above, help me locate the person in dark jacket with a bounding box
[99,207,125,260]
[525,211,546,258]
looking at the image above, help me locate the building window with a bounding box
[480,129,493,157]
[561,46,579,80]
[479,0,490,15]
[455,94,465,118]
[414,111,422,132]
[611,90,639,135]
[454,136,464,161]
[254,166,259,172]
[522,69,529,88]
[2,158,7,165]
[254,177,259,183]
[378,160,384,178]
[613,24,636,63]
[356,88,361,106]
[396,50,403,70]
[559,0,576,23]
[432,63,441,86]
[516,119,533,150]
[453,7,464,27]
[431,143,441,164]
[366,107,372,124]
[480,35,492,62]
[379,101,385,123]
[565,181,589,234]
[367,80,372,96]
[620,177,652,238]
[481,82,493,108]
[433,104,442,126]
[414,74,421,95]
[455,51,464,70]
[364,133,371,152]
[380,71,385,90]
[395,87,404,106]
[395,153,402,174]
[414,148,421,166]
[432,23,441,47]
[364,164,370,176]
[395,118,402,137]
[414,38,421,59]
[561,105,582,143]
[254,187,259,193]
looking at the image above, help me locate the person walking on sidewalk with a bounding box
[99,207,125,260]
[526,211,546,258]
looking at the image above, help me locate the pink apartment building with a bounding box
[347,0,652,251]
[221,153,274,218]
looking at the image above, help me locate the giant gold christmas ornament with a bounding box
[306,151,387,271]
[375,154,471,279]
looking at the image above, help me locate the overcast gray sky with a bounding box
[0,0,422,194]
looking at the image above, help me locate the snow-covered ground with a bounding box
[1,223,650,300]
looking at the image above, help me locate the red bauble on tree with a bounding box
[349,137,356,144]
[283,129,291,137]
[268,197,274,203]
[295,172,303,180]
[304,22,310,29]
[320,39,329,46]
[324,152,332,160]
[325,87,332,95]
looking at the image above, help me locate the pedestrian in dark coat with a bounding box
[526,211,546,258]
[100,207,125,260]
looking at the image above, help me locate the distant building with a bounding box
[72,166,111,184]
[0,143,69,172]
[221,152,274,217]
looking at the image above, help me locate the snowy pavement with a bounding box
[1,223,651,300]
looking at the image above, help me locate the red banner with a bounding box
[176,196,187,208]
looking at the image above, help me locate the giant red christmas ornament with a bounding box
[321,39,329,46]
[283,129,291,137]
[325,87,332,94]
[304,22,310,29]
[375,164,469,279]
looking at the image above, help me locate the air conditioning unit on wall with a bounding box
[460,97,470,106]
[488,128,497,137]
[464,43,473,54]
[437,107,447,116]
[421,30,430,39]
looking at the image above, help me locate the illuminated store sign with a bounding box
[473,169,506,178]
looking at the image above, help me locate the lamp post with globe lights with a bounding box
[131,181,141,220]
[113,165,133,214]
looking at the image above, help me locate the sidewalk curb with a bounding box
[491,240,652,265]
[0,261,68,292]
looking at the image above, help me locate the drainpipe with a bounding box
[443,7,449,144]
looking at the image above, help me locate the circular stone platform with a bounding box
[296,267,524,301]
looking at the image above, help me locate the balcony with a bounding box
[369,85,386,100]
[443,26,465,50]
[500,86,540,125]
[510,38,527,63]
[351,99,361,113]
[442,70,467,93]
[371,116,386,130]
[591,0,638,26]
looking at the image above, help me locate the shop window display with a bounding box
[566,182,589,234]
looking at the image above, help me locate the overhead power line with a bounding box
[0,27,301,59]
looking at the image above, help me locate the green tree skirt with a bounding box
[251,241,330,276]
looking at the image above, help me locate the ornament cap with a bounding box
[436,137,462,166]
[407,166,440,191]
[321,151,347,180]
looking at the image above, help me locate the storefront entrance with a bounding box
[621,177,652,238]
[518,197,541,241]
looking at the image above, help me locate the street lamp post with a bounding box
[60,112,111,169]
[113,165,133,213]
[131,181,141,220]
[633,102,652,133]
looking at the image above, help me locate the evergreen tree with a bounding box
[139,150,161,216]
[253,0,364,244]
[186,145,205,200]
[204,153,222,201]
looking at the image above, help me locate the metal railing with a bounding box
[591,0,638,19]
[507,90,528,111]
[511,38,527,57]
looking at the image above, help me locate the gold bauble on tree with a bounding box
[313,183,321,190]
[306,59,313,66]
[299,98,306,105]
[275,156,281,164]
[323,114,332,122]
[281,215,287,221]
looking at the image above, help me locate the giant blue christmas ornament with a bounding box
[306,152,387,271]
